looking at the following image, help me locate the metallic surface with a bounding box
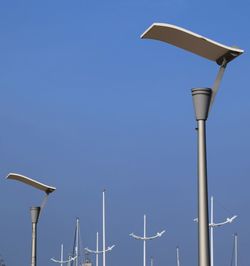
[192,88,212,121]
[30,207,40,266]
[141,23,243,65]
[197,119,210,266]
[7,173,56,194]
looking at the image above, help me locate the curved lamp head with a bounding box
[141,23,243,65]
[141,23,244,115]
[6,173,56,194]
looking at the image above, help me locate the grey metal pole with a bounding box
[192,88,212,266]
[30,206,41,266]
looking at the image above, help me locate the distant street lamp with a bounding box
[6,173,56,266]
[140,23,243,266]
[130,215,165,266]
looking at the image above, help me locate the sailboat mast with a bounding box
[234,233,238,266]
[176,246,180,266]
[103,190,106,266]
[75,218,79,266]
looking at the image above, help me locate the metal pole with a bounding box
[234,233,238,266]
[197,119,210,266]
[130,215,165,266]
[103,190,106,266]
[210,196,214,266]
[192,88,212,266]
[176,247,180,266]
[150,257,153,266]
[84,231,114,265]
[60,244,64,266]
[75,218,79,266]
[30,207,40,266]
[96,232,99,266]
[143,215,146,266]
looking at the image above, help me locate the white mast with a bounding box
[150,257,154,266]
[194,196,237,266]
[209,196,237,266]
[103,190,106,266]
[85,232,115,266]
[143,215,146,266]
[51,244,64,266]
[234,233,238,266]
[60,244,63,266]
[130,214,165,266]
[86,190,114,266]
[75,218,79,266]
[51,244,76,265]
[96,232,99,266]
[176,246,180,266]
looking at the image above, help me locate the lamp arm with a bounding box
[40,192,49,211]
[208,59,228,114]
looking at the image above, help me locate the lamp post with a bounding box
[140,23,243,266]
[6,173,56,266]
[130,214,165,266]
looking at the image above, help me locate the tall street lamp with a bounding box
[6,173,56,266]
[140,23,243,266]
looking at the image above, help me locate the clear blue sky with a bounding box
[0,0,249,265]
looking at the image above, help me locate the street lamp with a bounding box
[6,173,56,266]
[140,23,243,266]
[130,214,165,266]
